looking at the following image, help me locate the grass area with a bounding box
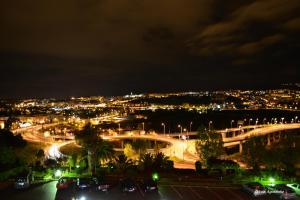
[15,142,48,165]
[60,143,81,155]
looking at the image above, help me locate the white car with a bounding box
[267,184,297,199]
[287,183,300,195]
[242,182,267,197]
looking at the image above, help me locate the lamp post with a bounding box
[189,122,193,133]
[178,124,182,139]
[209,121,213,131]
[142,122,145,131]
[118,123,121,135]
[231,120,234,128]
[178,124,182,133]
[161,123,165,135]
[281,117,284,124]
[249,118,253,125]
[295,116,298,123]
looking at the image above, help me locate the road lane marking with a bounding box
[226,188,244,200]
[171,186,183,199]
[160,184,239,189]
[189,187,204,199]
[137,184,145,198]
[206,187,224,200]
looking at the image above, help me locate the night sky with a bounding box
[1,0,300,98]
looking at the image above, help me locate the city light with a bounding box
[152,173,159,181]
[54,170,62,177]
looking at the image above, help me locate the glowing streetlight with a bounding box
[249,118,253,125]
[152,172,159,181]
[177,124,182,133]
[178,124,182,139]
[189,122,193,132]
[161,123,165,135]
[230,120,234,128]
[55,169,62,177]
[209,121,213,131]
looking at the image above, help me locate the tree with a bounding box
[195,126,224,165]
[242,137,266,171]
[195,161,202,173]
[75,123,113,174]
[264,135,298,175]
[0,147,17,169]
[96,141,115,166]
[153,152,169,171]
[132,140,147,158]
[139,153,153,172]
[123,143,136,159]
[66,154,77,172]
[113,154,133,174]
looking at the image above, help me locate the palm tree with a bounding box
[132,140,147,157]
[97,141,115,166]
[75,123,113,174]
[139,153,154,172]
[153,152,169,171]
[113,154,133,174]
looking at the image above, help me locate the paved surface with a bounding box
[2,180,294,200]
[0,181,57,200]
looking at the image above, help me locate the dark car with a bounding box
[94,177,112,192]
[75,177,97,191]
[56,177,75,190]
[14,171,32,189]
[120,178,136,192]
[141,179,158,192]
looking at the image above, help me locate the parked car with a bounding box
[94,177,112,192]
[75,177,97,192]
[120,178,136,192]
[266,184,297,199]
[56,177,75,190]
[141,179,158,192]
[242,182,267,197]
[287,183,300,195]
[14,171,32,189]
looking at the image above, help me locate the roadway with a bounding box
[12,122,300,169]
[223,123,300,147]
[0,181,57,200]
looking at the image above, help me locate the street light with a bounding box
[231,120,234,128]
[178,125,182,133]
[209,121,213,131]
[178,124,182,139]
[118,123,121,135]
[161,123,165,135]
[281,117,284,124]
[249,118,253,125]
[189,122,193,132]
[142,122,145,131]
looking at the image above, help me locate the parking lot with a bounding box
[55,183,288,200]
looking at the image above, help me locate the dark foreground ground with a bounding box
[1,176,298,200]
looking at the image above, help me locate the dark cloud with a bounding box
[0,0,299,98]
[189,0,300,58]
